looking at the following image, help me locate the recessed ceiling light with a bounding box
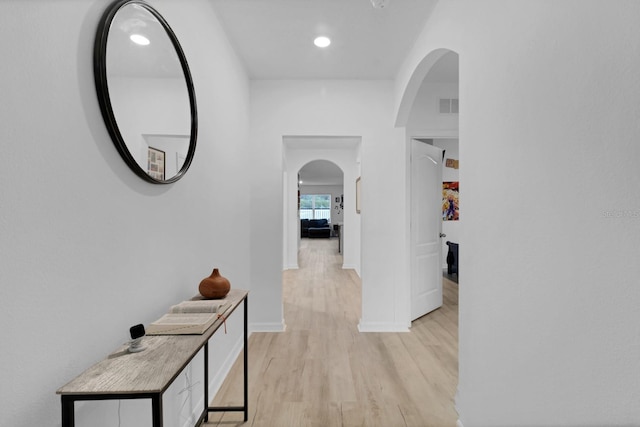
[314,36,331,48]
[130,34,150,46]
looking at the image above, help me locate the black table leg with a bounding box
[205,296,249,421]
[61,396,75,427]
[204,342,209,422]
[243,297,248,421]
[151,394,163,427]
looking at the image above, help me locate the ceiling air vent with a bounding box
[439,98,459,114]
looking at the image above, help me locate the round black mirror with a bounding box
[95,0,197,184]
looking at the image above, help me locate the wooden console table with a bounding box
[57,289,248,427]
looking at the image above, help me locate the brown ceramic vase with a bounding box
[198,268,230,299]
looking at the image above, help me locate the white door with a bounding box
[410,139,443,321]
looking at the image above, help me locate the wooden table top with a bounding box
[57,289,247,396]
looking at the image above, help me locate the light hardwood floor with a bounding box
[207,238,459,426]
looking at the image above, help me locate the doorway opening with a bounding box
[400,49,459,321]
[298,160,343,251]
[282,136,361,273]
[282,136,362,332]
[398,48,460,413]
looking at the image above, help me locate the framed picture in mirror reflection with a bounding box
[148,147,165,181]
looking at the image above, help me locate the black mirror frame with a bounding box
[94,0,198,184]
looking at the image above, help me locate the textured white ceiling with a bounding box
[209,0,439,79]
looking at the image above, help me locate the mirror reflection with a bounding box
[96,0,197,183]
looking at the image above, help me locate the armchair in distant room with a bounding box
[301,218,331,238]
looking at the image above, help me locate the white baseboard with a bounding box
[357,321,410,333]
[455,386,462,426]
[250,321,286,332]
[283,263,299,270]
[341,264,361,277]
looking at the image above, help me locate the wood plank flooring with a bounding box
[207,238,458,426]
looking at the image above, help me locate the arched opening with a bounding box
[396,48,455,128]
[282,136,361,273]
[397,48,461,413]
[405,50,460,283]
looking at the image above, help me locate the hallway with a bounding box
[208,238,458,426]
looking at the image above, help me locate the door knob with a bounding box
[440,233,446,238]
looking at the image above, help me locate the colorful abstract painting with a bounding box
[443,181,459,221]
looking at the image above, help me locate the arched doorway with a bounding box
[397,48,461,413]
[396,48,459,314]
[298,160,344,257]
[282,136,362,273]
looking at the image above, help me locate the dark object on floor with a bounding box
[308,219,331,238]
[446,241,458,275]
[301,218,331,238]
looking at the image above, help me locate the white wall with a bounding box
[0,0,250,425]
[250,80,407,332]
[408,82,459,133]
[397,1,640,425]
